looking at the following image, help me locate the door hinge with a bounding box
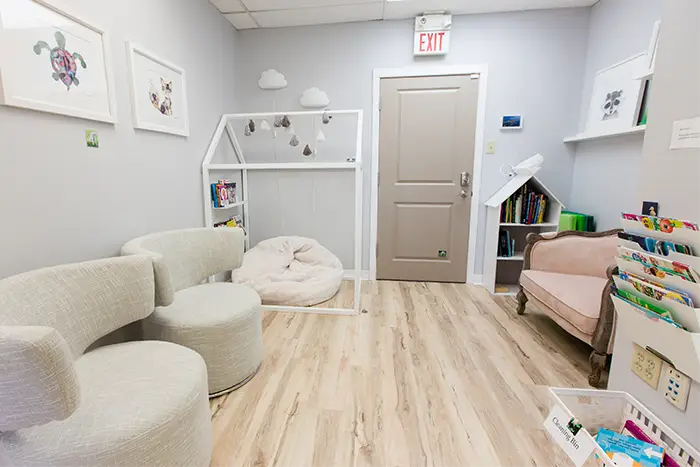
[376,244,379,257]
[377,173,380,186]
[378,97,382,111]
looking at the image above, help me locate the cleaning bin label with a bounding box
[543,405,596,467]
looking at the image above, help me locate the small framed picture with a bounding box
[501,115,523,130]
[642,201,659,217]
[126,42,189,137]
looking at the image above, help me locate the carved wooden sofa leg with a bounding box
[516,287,528,315]
[588,350,607,388]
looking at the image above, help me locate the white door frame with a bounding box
[369,64,489,283]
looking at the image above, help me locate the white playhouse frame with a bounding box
[201,110,364,316]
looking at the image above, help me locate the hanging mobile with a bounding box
[244,124,251,136]
[281,115,291,128]
[316,129,326,143]
[302,144,313,156]
[273,116,283,128]
[260,119,271,131]
[248,119,256,133]
[289,135,299,147]
[322,111,332,124]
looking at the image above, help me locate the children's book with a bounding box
[622,213,699,232]
[616,289,673,319]
[614,290,683,328]
[596,428,664,467]
[618,246,699,283]
[618,271,694,307]
[618,232,693,256]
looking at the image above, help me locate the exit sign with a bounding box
[414,31,450,55]
[414,14,451,56]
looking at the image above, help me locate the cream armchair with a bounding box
[121,227,263,397]
[516,229,622,388]
[0,256,212,467]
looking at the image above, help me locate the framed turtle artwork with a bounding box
[0,0,118,123]
[126,42,189,137]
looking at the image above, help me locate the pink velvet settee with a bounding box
[516,229,622,388]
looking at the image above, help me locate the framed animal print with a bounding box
[0,0,118,123]
[126,42,189,137]
[584,52,647,135]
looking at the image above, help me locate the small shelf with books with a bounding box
[213,201,246,210]
[497,252,524,261]
[484,172,563,295]
[611,213,700,383]
[499,222,559,228]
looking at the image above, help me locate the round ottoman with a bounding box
[143,282,263,397]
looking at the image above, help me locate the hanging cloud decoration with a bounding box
[300,87,330,108]
[258,69,287,90]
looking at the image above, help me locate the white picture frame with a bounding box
[126,42,189,137]
[501,115,523,130]
[646,20,661,71]
[0,0,118,123]
[585,53,647,135]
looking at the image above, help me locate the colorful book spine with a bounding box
[210,183,219,208]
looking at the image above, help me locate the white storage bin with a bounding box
[546,387,699,467]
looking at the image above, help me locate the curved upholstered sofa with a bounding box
[121,227,263,396]
[0,256,212,467]
[516,229,621,388]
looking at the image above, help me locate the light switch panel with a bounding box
[630,344,662,389]
[661,362,690,411]
[486,142,496,154]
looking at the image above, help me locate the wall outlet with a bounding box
[486,142,496,154]
[630,344,662,389]
[661,362,690,411]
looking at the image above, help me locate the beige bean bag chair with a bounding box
[232,236,343,306]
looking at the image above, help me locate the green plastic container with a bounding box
[559,211,595,232]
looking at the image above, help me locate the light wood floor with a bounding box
[210,281,596,467]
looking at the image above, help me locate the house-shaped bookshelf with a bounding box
[483,172,564,296]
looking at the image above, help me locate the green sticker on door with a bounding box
[438,250,447,258]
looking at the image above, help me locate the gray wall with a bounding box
[232,8,591,274]
[0,0,240,278]
[609,0,700,448]
[568,0,663,230]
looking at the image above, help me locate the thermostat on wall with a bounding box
[501,115,523,130]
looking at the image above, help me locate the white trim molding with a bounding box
[343,269,370,281]
[369,64,489,284]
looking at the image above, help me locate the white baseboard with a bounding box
[342,270,370,281]
[469,274,483,286]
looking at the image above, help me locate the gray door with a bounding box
[377,74,479,282]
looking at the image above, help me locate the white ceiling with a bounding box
[213,0,598,30]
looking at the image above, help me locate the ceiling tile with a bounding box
[225,12,259,29]
[252,3,383,28]
[384,0,597,20]
[242,0,378,12]
[212,0,247,13]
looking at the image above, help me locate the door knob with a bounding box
[460,190,468,198]
[460,172,471,188]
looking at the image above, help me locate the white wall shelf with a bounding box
[635,68,654,80]
[563,125,646,144]
[213,201,246,210]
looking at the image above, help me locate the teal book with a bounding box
[595,428,663,467]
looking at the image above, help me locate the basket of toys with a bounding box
[544,387,699,467]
